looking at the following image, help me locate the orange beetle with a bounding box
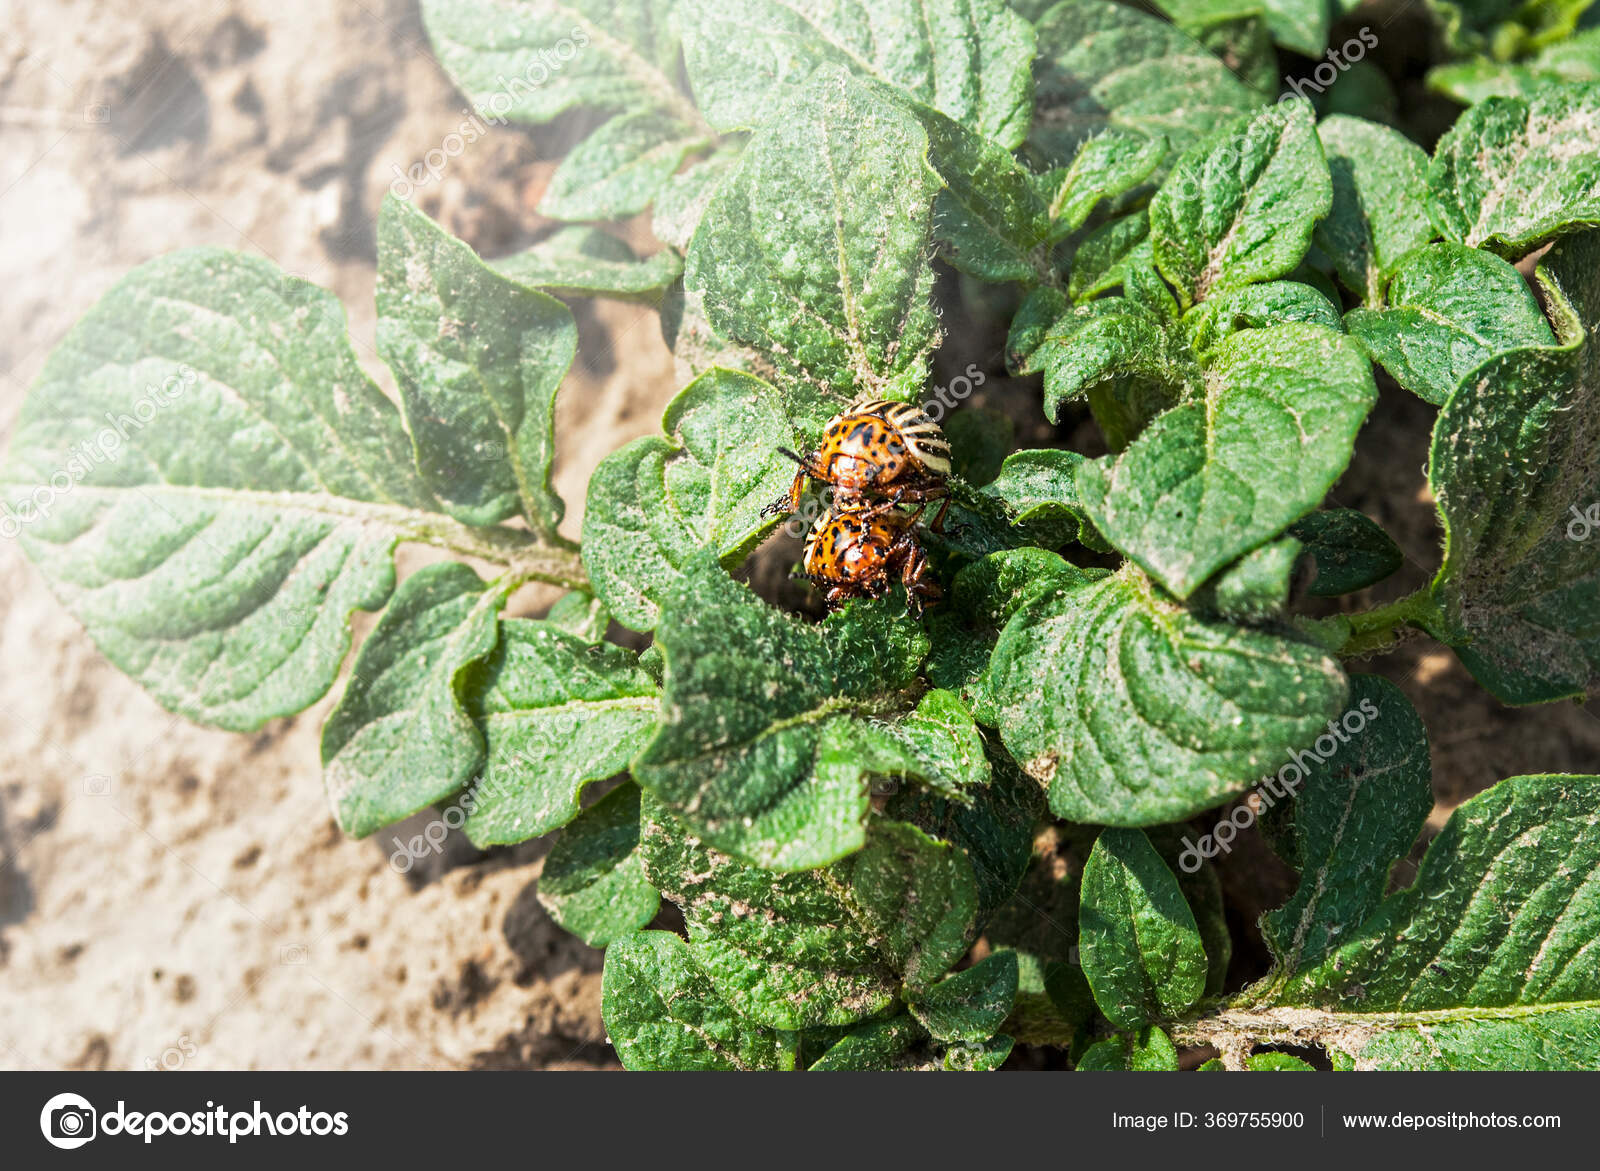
[763,398,953,524]
[800,501,942,614]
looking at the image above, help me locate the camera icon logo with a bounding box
[39,1092,97,1149]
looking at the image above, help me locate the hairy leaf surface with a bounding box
[1,250,444,731]
[988,565,1349,824]
[462,618,658,845]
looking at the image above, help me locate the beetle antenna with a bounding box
[775,447,809,468]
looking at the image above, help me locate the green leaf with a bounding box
[872,689,994,802]
[675,0,1037,148]
[985,847,1095,1046]
[537,781,659,946]
[941,1035,1015,1069]
[1125,256,1181,321]
[543,589,611,642]
[1428,28,1600,104]
[684,68,943,415]
[1185,10,1278,97]
[1257,676,1433,977]
[1007,286,1069,374]
[1289,255,1343,306]
[540,111,708,221]
[925,549,1105,718]
[984,448,1098,547]
[642,799,980,1029]
[1025,297,1199,426]
[601,931,799,1070]
[1246,1052,1315,1070]
[1424,0,1593,61]
[1344,242,1556,406]
[1181,280,1342,361]
[1077,324,1377,598]
[1197,535,1302,621]
[1313,115,1434,305]
[460,619,658,845]
[806,1016,927,1069]
[804,1016,1012,1069]
[1030,0,1260,166]
[1162,834,1232,996]
[917,105,1051,284]
[809,693,991,809]
[1076,1026,1179,1070]
[492,226,683,300]
[1150,100,1332,310]
[1427,86,1600,255]
[1425,230,1600,703]
[377,196,575,535]
[635,555,953,870]
[1320,60,1401,126]
[1080,828,1208,1029]
[883,739,1045,918]
[1151,0,1329,56]
[1247,774,1600,1070]
[1288,510,1404,597]
[658,285,762,381]
[1040,131,1167,235]
[321,563,503,837]
[0,248,454,732]
[1067,213,1152,301]
[581,367,793,632]
[652,149,741,251]
[988,565,1349,825]
[985,845,1083,971]
[910,951,1020,1042]
[420,0,693,127]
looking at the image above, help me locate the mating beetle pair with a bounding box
[761,398,954,613]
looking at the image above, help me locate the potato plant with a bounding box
[5,0,1600,1070]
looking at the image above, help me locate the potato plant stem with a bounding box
[1336,588,1443,657]
[410,519,589,592]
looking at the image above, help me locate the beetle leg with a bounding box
[896,479,957,535]
[882,478,958,533]
[899,540,942,614]
[761,454,819,518]
[859,487,910,519]
[823,585,854,610]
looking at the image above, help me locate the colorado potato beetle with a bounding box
[762,398,953,522]
[799,500,942,614]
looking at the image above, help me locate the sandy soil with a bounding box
[0,0,674,1070]
[2,1,1595,1073]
